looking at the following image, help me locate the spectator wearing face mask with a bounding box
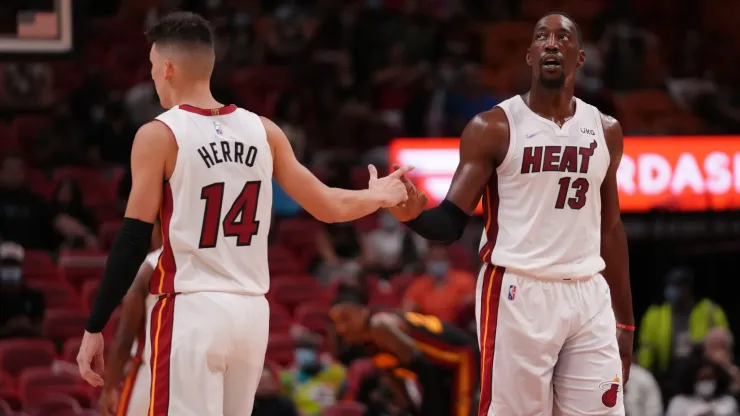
[402,244,475,323]
[703,328,740,396]
[253,365,299,416]
[281,333,347,416]
[638,267,729,376]
[666,355,739,416]
[363,211,427,280]
[0,242,45,339]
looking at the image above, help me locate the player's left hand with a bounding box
[98,387,119,416]
[77,330,105,387]
[616,328,633,387]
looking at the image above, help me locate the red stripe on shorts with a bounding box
[477,265,505,416]
[148,295,176,416]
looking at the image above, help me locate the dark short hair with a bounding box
[145,11,214,49]
[333,290,368,307]
[538,11,583,47]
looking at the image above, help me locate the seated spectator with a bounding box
[281,333,347,416]
[0,153,98,250]
[402,244,475,323]
[638,267,729,377]
[314,221,363,282]
[625,353,663,416]
[0,242,45,339]
[253,366,299,416]
[363,211,427,279]
[50,179,99,249]
[704,327,740,396]
[665,355,739,416]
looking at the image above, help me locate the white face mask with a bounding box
[695,379,716,398]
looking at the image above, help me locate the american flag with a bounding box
[17,11,58,39]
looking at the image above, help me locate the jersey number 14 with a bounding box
[198,181,261,248]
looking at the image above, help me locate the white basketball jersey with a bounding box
[130,248,161,361]
[478,95,610,280]
[151,104,272,295]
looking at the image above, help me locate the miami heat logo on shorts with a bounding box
[598,376,621,408]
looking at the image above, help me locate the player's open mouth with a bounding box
[541,55,562,70]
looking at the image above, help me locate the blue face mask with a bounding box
[426,261,449,278]
[0,267,22,284]
[295,348,317,367]
[664,285,680,304]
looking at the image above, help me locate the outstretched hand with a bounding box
[388,164,428,222]
[368,164,414,208]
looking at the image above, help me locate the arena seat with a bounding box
[0,390,22,411]
[58,249,107,288]
[268,245,303,275]
[61,338,82,363]
[270,303,294,333]
[270,277,325,311]
[321,401,365,416]
[26,280,81,310]
[98,220,122,249]
[266,333,296,367]
[0,398,13,415]
[25,393,81,416]
[0,339,56,377]
[17,367,89,406]
[80,280,99,310]
[294,303,330,335]
[42,309,88,343]
[9,115,51,144]
[447,243,474,272]
[22,250,59,282]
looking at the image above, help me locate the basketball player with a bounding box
[98,221,162,416]
[76,11,412,416]
[389,12,634,415]
[330,292,479,416]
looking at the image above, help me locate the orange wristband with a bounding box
[617,323,635,332]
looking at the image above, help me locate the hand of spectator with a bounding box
[368,164,414,208]
[77,330,105,387]
[99,387,119,416]
[388,164,427,222]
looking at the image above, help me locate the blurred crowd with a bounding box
[1,0,739,415]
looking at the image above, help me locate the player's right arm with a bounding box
[389,108,509,243]
[263,116,412,223]
[99,261,153,415]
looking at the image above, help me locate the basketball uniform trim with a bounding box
[494,104,518,173]
[590,106,611,167]
[478,264,506,416]
[151,183,176,295]
[148,295,176,416]
[116,327,147,416]
[179,104,237,116]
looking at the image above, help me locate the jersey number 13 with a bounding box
[198,181,261,248]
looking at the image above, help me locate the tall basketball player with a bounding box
[76,11,412,416]
[390,12,633,415]
[98,221,162,416]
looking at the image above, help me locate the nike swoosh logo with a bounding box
[525,132,539,138]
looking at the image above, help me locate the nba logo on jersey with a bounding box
[214,121,223,135]
[508,285,516,301]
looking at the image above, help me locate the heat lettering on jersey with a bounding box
[197,141,258,169]
[520,140,597,174]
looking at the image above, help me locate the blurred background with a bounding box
[1,0,740,415]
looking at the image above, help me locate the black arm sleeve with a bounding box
[85,218,153,333]
[407,353,447,416]
[402,199,471,244]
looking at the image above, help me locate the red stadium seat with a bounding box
[0,339,56,377]
[25,393,81,416]
[321,401,365,416]
[266,333,295,367]
[270,303,294,333]
[447,243,475,272]
[80,280,99,310]
[268,245,303,275]
[0,370,14,393]
[294,303,330,335]
[61,338,82,363]
[98,220,122,249]
[0,398,13,415]
[25,280,81,310]
[0,390,22,412]
[22,250,60,282]
[18,367,90,406]
[270,278,326,311]
[58,249,107,288]
[43,309,88,343]
[275,219,320,263]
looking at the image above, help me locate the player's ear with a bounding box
[526,51,532,67]
[576,48,586,69]
[163,60,175,81]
